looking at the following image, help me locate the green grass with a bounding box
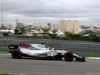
[0,74,20,75]
[0,51,10,54]
[0,51,8,52]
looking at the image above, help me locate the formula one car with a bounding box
[8,43,85,62]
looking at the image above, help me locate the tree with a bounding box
[63,32,74,40]
[64,32,74,37]
[52,30,57,33]
[48,33,57,38]
[19,27,27,33]
[42,28,50,33]
[27,25,32,31]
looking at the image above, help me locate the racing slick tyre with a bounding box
[64,52,74,61]
[11,50,22,59]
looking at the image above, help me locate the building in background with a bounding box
[60,20,79,34]
[52,24,59,30]
[95,24,100,28]
[80,25,100,33]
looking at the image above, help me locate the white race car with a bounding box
[8,43,85,62]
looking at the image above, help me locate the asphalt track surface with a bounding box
[0,55,100,75]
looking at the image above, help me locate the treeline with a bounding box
[63,32,100,42]
[19,27,100,42]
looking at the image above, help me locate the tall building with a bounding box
[60,20,79,34]
[73,20,79,34]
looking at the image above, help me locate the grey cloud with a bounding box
[1,0,100,25]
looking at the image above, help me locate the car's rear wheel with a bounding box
[11,50,22,59]
[64,52,74,61]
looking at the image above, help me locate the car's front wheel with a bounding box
[64,52,74,61]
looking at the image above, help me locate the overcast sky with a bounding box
[1,0,100,25]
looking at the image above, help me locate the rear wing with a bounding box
[8,44,18,49]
